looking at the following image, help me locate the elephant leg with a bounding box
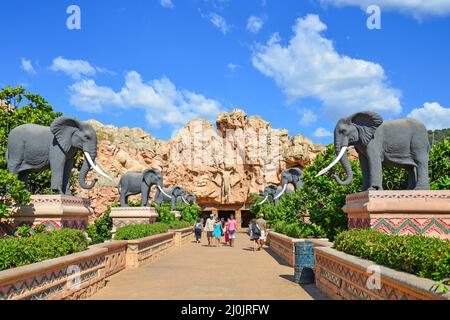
[359,154,370,191]
[120,190,128,207]
[415,156,430,190]
[18,171,30,192]
[141,185,150,207]
[62,158,74,195]
[367,153,383,190]
[50,159,65,194]
[406,167,417,190]
[171,197,176,211]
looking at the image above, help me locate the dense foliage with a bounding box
[273,220,326,239]
[429,128,450,146]
[334,229,450,282]
[429,139,450,190]
[176,202,201,224]
[114,222,170,241]
[0,229,89,271]
[86,205,114,244]
[166,220,192,230]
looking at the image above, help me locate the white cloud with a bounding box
[50,56,105,79]
[407,102,450,131]
[21,58,36,75]
[247,16,264,33]
[314,127,333,138]
[298,108,318,126]
[160,0,174,9]
[227,63,239,71]
[69,71,223,129]
[319,0,450,19]
[208,13,231,34]
[252,14,401,121]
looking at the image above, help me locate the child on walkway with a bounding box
[194,218,203,243]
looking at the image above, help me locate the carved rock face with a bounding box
[75,109,326,219]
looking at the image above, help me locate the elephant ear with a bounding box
[350,112,383,146]
[50,117,81,153]
[142,169,160,186]
[287,168,303,177]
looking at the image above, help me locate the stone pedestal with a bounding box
[171,211,181,219]
[110,207,159,236]
[343,190,450,240]
[0,195,93,237]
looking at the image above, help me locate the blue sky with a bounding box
[1,0,450,143]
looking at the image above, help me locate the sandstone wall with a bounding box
[76,109,325,219]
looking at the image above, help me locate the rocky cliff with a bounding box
[76,109,326,218]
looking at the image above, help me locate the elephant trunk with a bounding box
[333,145,353,186]
[78,153,98,189]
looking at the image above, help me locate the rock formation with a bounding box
[76,109,326,219]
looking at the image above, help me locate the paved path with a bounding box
[89,232,326,300]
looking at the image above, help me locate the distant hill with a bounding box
[429,129,450,146]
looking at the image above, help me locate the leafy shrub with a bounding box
[0,170,30,220]
[0,229,88,271]
[167,220,192,230]
[114,222,169,241]
[274,221,326,239]
[176,202,201,224]
[86,206,113,244]
[156,203,177,224]
[429,138,450,190]
[334,229,450,281]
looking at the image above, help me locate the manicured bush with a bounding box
[86,205,114,244]
[176,202,201,224]
[0,229,89,271]
[334,229,450,281]
[156,203,177,224]
[274,221,326,239]
[167,220,192,230]
[114,222,170,241]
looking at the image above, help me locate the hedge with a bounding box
[167,220,192,230]
[333,229,450,281]
[273,221,326,239]
[0,229,89,271]
[114,223,170,241]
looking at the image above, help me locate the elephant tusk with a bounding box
[273,184,287,200]
[84,152,113,181]
[315,146,348,178]
[258,195,269,205]
[157,185,172,199]
[182,196,190,205]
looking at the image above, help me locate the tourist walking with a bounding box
[249,219,259,251]
[205,215,215,247]
[224,219,230,244]
[256,213,267,251]
[227,215,238,247]
[194,218,203,243]
[214,218,223,247]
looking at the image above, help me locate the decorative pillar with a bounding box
[110,207,158,237]
[344,190,450,240]
[0,195,93,237]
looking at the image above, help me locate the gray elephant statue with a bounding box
[155,186,188,211]
[119,169,172,207]
[6,116,111,195]
[259,168,304,205]
[259,185,294,206]
[316,111,430,190]
[184,194,197,205]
